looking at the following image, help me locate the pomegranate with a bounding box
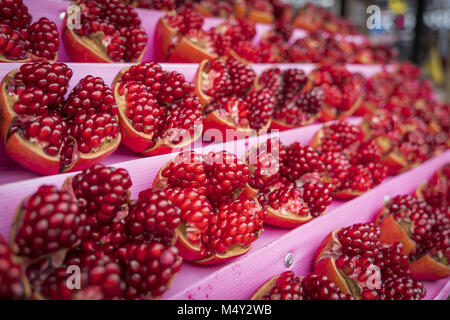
[0,0,60,62]
[244,138,283,198]
[0,235,30,299]
[250,271,353,300]
[311,121,388,199]
[234,0,275,24]
[309,65,363,121]
[10,185,86,264]
[151,150,266,264]
[314,222,426,300]
[246,139,333,227]
[255,68,314,131]
[195,57,255,106]
[112,62,203,156]
[117,241,182,299]
[196,0,234,18]
[0,62,121,175]
[63,0,147,63]
[200,60,273,140]
[416,164,449,208]
[375,195,436,255]
[155,8,215,63]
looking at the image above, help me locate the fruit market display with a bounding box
[0,0,449,301]
[0,0,59,62]
[0,62,120,175]
[62,0,148,63]
[360,64,449,175]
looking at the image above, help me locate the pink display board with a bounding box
[23,0,368,63]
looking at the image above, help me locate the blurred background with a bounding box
[283,0,450,99]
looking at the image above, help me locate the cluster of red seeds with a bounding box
[313,121,388,196]
[72,0,147,62]
[116,61,202,150]
[5,62,120,173]
[5,163,182,300]
[0,0,59,61]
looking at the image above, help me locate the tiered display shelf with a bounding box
[0,0,448,301]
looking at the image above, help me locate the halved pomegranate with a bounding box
[151,150,266,264]
[112,62,203,156]
[255,68,313,131]
[0,62,120,175]
[309,65,363,121]
[234,0,274,24]
[0,0,60,62]
[250,271,354,300]
[375,194,450,280]
[0,235,31,300]
[314,222,426,300]
[194,57,255,106]
[63,0,147,63]
[249,140,333,227]
[196,0,234,18]
[7,162,185,300]
[311,121,387,198]
[244,138,283,199]
[374,195,435,256]
[293,3,322,32]
[155,8,219,63]
[409,208,449,280]
[199,59,273,140]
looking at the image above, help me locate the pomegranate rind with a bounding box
[263,206,312,228]
[1,70,20,141]
[313,230,338,265]
[62,18,145,63]
[233,2,247,19]
[67,135,121,173]
[409,255,450,281]
[168,36,218,63]
[194,243,254,265]
[248,10,274,24]
[202,110,254,141]
[194,59,214,107]
[249,275,279,300]
[380,151,409,175]
[313,230,358,297]
[414,182,427,200]
[62,25,113,63]
[5,133,61,175]
[0,54,32,63]
[331,189,364,200]
[374,208,417,255]
[154,18,177,62]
